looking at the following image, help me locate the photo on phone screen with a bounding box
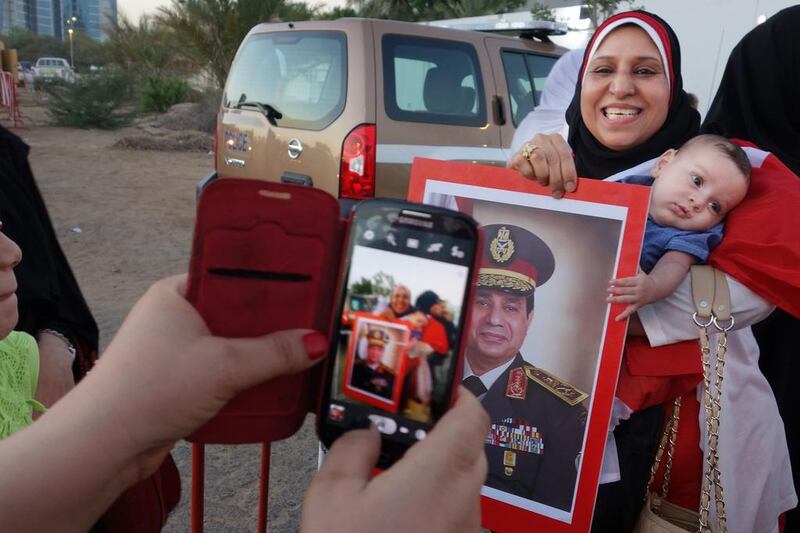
[320,201,477,455]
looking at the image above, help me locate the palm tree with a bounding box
[350,0,524,22]
[106,14,186,77]
[432,0,525,19]
[157,0,318,89]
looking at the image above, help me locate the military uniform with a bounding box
[466,224,589,512]
[481,353,587,511]
[351,326,395,400]
[351,360,395,399]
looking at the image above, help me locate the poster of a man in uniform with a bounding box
[343,317,409,412]
[408,158,649,533]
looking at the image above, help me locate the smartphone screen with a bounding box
[319,200,478,460]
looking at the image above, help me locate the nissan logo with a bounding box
[287,138,303,159]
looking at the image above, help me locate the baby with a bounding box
[608,134,751,321]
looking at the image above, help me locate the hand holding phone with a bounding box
[317,200,480,466]
[303,389,488,533]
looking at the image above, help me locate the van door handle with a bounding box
[492,96,506,126]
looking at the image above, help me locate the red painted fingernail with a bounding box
[303,332,328,360]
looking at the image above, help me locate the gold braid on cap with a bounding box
[478,268,536,293]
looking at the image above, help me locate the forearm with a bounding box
[0,364,145,532]
[646,251,696,303]
[34,331,76,412]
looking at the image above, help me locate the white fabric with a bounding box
[509,48,584,156]
[582,17,671,89]
[462,356,515,393]
[639,274,797,533]
[597,398,634,484]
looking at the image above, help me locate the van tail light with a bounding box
[340,123,376,199]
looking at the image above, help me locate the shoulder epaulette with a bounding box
[523,365,588,406]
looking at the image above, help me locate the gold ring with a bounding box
[521,142,540,161]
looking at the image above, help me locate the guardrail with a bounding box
[0,71,24,128]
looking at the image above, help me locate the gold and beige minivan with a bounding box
[211,17,566,206]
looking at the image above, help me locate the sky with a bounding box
[117,0,170,21]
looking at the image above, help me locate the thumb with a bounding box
[313,426,381,493]
[221,329,328,391]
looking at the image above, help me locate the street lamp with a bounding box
[66,16,78,68]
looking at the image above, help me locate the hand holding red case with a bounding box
[185,179,344,444]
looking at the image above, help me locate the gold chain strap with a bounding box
[693,266,733,533]
[696,318,730,533]
[643,395,683,502]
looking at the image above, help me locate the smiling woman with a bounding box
[579,25,670,153]
[509,11,699,196]
[507,10,704,531]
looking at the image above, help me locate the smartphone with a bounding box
[186,178,344,444]
[317,199,480,465]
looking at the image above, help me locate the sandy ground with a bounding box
[12,93,317,532]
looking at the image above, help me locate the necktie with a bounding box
[462,375,488,397]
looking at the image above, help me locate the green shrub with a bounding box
[139,76,190,113]
[40,72,135,129]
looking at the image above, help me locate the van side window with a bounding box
[383,34,486,127]
[501,51,558,127]
[223,31,347,131]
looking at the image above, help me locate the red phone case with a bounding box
[186,179,345,444]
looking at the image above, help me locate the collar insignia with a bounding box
[505,367,528,400]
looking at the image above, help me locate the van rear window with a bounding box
[224,31,346,131]
[383,34,486,127]
[502,51,558,127]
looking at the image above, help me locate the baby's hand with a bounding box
[607,271,658,321]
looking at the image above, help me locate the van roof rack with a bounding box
[423,14,568,42]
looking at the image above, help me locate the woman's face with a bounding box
[580,25,670,151]
[390,286,411,314]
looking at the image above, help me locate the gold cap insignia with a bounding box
[490,226,515,263]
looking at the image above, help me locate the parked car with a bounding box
[32,57,75,82]
[208,17,567,206]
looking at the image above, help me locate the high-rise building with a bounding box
[1,0,116,41]
[62,0,116,41]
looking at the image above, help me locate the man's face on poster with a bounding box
[467,288,533,368]
[367,343,384,365]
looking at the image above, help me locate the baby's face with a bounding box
[649,146,749,231]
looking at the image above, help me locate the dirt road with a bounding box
[14,96,317,532]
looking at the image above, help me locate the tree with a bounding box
[1,28,68,62]
[71,30,111,68]
[349,0,524,22]
[431,0,525,20]
[350,272,396,296]
[529,2,555,22]
[106,14,190,77]
[586,0,641,28]
[316,5,359,19]
[157,0,320,89]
